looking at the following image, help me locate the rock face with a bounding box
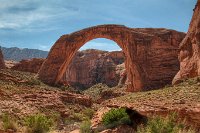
[173,0,200,84]
[11,58,45,73]
[63,49,125,89]
[0,49,5,69]
[38,25,185,92]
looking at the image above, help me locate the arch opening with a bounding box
[60,38,126,90]
[38,25,157,92]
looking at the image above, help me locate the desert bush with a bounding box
[27,78,41,86]
[82,108,95,119]
[24,114,53,133]
[102,108,131,128]
[80,120,92,133]
[137,113,196,133]
[1,113,17,132]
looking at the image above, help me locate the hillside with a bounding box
[0,69,199,132]
[101,77,200,128]
[1,47,48,61]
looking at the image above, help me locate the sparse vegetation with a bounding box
[24,114,53,133]
[82,108,95,119]
[80,120,92,133]
[0,69,199,132]
[1,113,18,132]
[102,108,131,128]
[83,83,110,101]
[137,113,197,133]
[27,77,42,86]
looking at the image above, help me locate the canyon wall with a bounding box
[173,0,200,84]
[63,49,125,89]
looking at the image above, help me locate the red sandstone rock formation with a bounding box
[11,58,45,73]
[173,0,200,84]
[38,25,185,91]
[0,49,5,69]
[63,49,125,89]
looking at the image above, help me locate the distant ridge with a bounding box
[1,46,48,61]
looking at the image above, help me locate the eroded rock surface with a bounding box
[64,49,125,89]
[38,25,185,91]
[173,0,200,84]
[0,49,5,69]
[11,58,45,73]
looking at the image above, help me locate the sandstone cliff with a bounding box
[11,58,45,73]
[38,25,185,91]
[62,49,125,89]
[0,49,5,69]
[173,0,200,84]
[11,50,126,89]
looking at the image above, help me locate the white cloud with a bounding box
[0,0,78,31]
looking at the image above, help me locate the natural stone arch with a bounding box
[38,24,185,92]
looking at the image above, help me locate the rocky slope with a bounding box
[173,0,200,84]
[98,77,200,130]
[1,47,48,61]
[0,69,92,132]
[0,49,5,69]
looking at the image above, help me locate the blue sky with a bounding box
[0,0,197,51]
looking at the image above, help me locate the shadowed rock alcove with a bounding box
[38,24,185,92]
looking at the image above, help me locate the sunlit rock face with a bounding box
[173,0,200,84]
[63,49,125,89]
[38,25,185,92]
[0,49,5,69]
[11,58,45,73]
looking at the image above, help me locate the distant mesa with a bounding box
[1,46,48,61]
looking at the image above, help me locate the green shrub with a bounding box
[80,120,92,133]
[82,108,95,119]
[102,108,131,128]
[24,114,53,133]
[2,113,17,132]
[137,113,196,133]
[27,78,41,86]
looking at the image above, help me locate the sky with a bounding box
[0,0,197,51]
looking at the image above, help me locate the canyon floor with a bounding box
[0,69,199,133]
